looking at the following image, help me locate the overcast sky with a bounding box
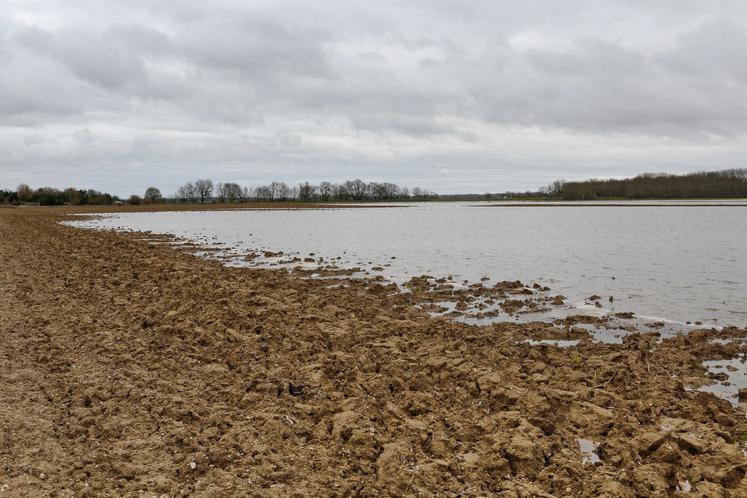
[2,0,747,195]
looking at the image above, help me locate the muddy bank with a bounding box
[43,202,393,214]
[1,208,747,497]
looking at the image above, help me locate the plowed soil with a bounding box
[2,206,747,497]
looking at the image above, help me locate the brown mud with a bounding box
[2,207,747,497]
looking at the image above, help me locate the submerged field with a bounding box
[2,206,747,496]
[69,201,747,328]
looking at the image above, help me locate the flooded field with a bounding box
[69,201,747,328]
[6,206,747,495]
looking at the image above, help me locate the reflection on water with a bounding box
[66,201,747,327]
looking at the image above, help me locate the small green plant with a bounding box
[570,351,583,365]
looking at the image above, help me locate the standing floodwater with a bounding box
[68,202,747,327]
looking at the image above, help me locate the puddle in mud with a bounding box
[524,339,580,348]
[424,298,704,346]
[577,438,600,465]
[676,480,692,492]
[697,355,747,407]
[709,338,747,346]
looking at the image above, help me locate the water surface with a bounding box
[67,201,747,327]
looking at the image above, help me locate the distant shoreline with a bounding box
[6,199,747,214]
[480,202,747,207]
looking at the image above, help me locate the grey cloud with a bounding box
[17,26,148,90]
[177,17,330,78]
[104,24,172,56]
[461,21,747,135]
[658,19,747,80]
[2,1,747,195]
[348,111,455,137]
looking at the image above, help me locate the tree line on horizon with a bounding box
[0,179,438,206]
[0,184,116,206]
[4,169,746,206]
[173,178,438,203]
[542,169,747,200]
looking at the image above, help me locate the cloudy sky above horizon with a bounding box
[2,0,747,196]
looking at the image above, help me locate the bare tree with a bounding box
[318,181,332,201]
[276,182,291,201]
[176,182,197,202]
[266,181,290,201]
[215,183,226,202]
[194,179,214,203]
[345,179,367,200]
[195,178,434,204]
[216,182,242,202]
[254,185,272,200]
[333,183,349,201]
[373,182,399,200]
[297,182,316,202]
[546,180,564,197]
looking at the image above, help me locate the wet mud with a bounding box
[1,207,747,496]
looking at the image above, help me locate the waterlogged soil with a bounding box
[2,207,747,497]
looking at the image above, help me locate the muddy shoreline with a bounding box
[2,207,747,496]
